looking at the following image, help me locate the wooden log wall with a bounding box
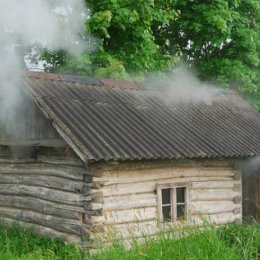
[0,146,95,244]
[89,159,242,241]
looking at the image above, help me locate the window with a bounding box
[157,183,188,223]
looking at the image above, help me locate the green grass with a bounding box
[0,221,86,260]
[2,221,260,260]
[92,222,260,260]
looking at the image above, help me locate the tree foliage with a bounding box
[38,0,260,108]
[163,0,260,108]
[86,0,179,78]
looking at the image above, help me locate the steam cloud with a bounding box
[0,0,87,53]
[0,0,89,141]
[145,66,223,105]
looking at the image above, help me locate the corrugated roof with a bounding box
[23,72,260,162]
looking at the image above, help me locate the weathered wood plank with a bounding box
[37,154,85,167]
[0,163,88,180]
[103,193,157,211]
[103,220,158,239]
[190,201,240,215]
[190,180,239,190]
[189,189,240,202]
[0,174,84,193]
[99,178,238,198]
[0,207,88,236]
[97,169,235,186]
[191,212,240,225]
[0,195,85,219]
[90,159,235,173]
[0,184,88,206]
[95,207,157,225]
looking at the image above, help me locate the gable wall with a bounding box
[0,96,62,145]
[89,159,242,242]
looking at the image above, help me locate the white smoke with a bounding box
[0,0,87,54]
[145,66,223,105]
[0,0,90,141]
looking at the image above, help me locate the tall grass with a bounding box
[2,220,260,260]
[0,221,86,260]
[92,222,260,260]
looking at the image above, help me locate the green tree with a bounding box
[155,0,260,108]
[86,0,178,78]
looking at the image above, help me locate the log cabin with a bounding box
[0,71,259,245]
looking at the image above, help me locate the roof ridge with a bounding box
[27,71,142,90]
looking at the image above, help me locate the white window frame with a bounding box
[157,182,188,223]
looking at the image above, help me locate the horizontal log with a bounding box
[99,207,157,225]
[103,220,158,239]
[0,207,89,236]
[99,177,238,198]
[0,184,88,206]
[37,150,85,167]
[2,217,82,244]
[190,201,241,215]
[91,159,235,173]
[0,159,35,164]
[190,180,239,190]
[0,174,84,193]
[97,168,235,186]
[0,195,85,219]
[0,155,85,167]
[190,212,240,225]
[103,193,157,211]
[189,189,240,202]
[0,163,88,180]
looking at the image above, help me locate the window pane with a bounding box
[162,205,171,222]
[176,187,186,203]
[177,205,186,220]
[162,188,171,204]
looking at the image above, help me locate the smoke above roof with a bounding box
[144,66,224,106]
[0,0,90,141]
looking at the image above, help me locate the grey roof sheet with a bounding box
[23,73,260,162]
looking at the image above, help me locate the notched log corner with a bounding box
[85,209,103,217]
[83,174,93,183]
[91,192,104,204]
[83,201,92,211]
[233,196,242,204]
[82,185,90,196]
